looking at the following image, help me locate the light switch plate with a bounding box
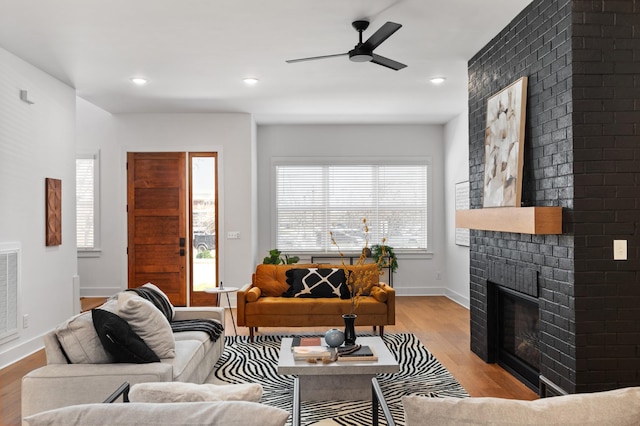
[613,240,627,261]
[227,231,240,239]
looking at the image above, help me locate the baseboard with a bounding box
[0,333,45,370]
[394,286,447,296]
[445,288,469,309]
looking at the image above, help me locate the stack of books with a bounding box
[336,345,378,362]
[290,337,378,362]
[292,345,334,360]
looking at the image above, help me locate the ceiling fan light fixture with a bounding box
[243,77,259,85]
[349,53,373,62]
[430,77,446,85]
[130,77,148,86]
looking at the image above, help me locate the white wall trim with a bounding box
[0,333,45,370]
[445,288,470,309]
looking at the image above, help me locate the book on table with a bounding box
[337,345,378,362]
[292,345,334,360]
[291,337,322,347]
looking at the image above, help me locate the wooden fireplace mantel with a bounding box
[455,206,562,235]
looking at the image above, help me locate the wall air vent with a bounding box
[0,243,20,345]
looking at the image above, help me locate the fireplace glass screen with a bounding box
[497,287,540,389]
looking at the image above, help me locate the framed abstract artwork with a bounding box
[483,77,528,208]
[46,178,62,246]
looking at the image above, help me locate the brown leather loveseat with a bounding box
[237,263,395,341]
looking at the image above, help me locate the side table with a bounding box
[204,286,238,335]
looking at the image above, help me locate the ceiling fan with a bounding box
[286,20,407,71]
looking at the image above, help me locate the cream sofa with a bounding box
[22,293,226,418]
[371,378,640,426]
[237,263,395,340]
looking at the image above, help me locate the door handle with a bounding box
[179,238,186,247]
[180,249,185,256]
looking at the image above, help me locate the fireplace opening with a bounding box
[496,286,540,393]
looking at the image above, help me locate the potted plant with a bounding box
[262,249,299,265]
[370,244,398,273]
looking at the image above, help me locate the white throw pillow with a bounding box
[143,282,175,320]
[402,387,640,426]
[117,292,176,359]
[23,401,290,426]
[130,382,263,403]
[54,299,118,364]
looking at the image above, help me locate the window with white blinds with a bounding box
[76,151,100,253]
[275,164,428,252]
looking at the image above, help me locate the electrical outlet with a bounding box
[436,271,442,280]
[613,240,627,261]
[23,314,29,328]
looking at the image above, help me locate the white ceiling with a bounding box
[0,0,532,124]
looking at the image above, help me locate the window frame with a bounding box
[270,156,433,255]
[76,150,101,257]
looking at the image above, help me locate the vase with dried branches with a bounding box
[330,218,391,345]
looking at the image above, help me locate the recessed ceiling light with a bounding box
[430,77,446,85]
[130,77,148,86]
[243,77,259,85]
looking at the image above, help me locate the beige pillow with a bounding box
[403,387,640,426]
[142,282,175,320]
[23,401,290,426]
[130,382,263,403]
[54,299,118,364]
[117,292,176,359]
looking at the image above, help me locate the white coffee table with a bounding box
[278,336,399,401]
[204,286,238,335]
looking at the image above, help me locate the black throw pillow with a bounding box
[91,308,160,363]
[283,268,349,299]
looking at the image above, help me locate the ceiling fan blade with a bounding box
[286,53,348,64]
[362,22,402,51]
[371,54,407,71]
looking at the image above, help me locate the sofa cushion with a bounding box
[245,296,387,316]
[117,291,176,359]
[402,387,640,426]
[318,263,379,296]
[23,401,290,426]
[130,382,263,403]
[92,308,160,363]
[54,299,118,364]
[246,286,261,302]
[370,285,388,302]
[283,268,349,299]
[253,263,317,297]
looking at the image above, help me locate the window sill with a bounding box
[78,249,102,258]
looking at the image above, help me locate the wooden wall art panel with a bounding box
[46,178,62,246]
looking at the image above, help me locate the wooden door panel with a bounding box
[134,188,180,209]
[128,152,187,306]
[134,217,180,244]
[130,273,182,302]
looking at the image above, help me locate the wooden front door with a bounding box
[127,152,187,306]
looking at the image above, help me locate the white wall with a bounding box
[256,124,447,296]
[0,47,77,368]
[76,111,257,299]
[444,112,470,307]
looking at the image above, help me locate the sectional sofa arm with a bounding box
[21,363,173,417]
[172,306,225,327]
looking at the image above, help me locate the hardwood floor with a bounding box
[0,296,537,425]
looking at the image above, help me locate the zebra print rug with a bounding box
[208,334,468,425]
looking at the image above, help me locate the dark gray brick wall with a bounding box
[571,0,640,393]
[468,0,640,394]
[469,0,575,394]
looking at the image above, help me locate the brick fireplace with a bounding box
[467,0,640,395]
